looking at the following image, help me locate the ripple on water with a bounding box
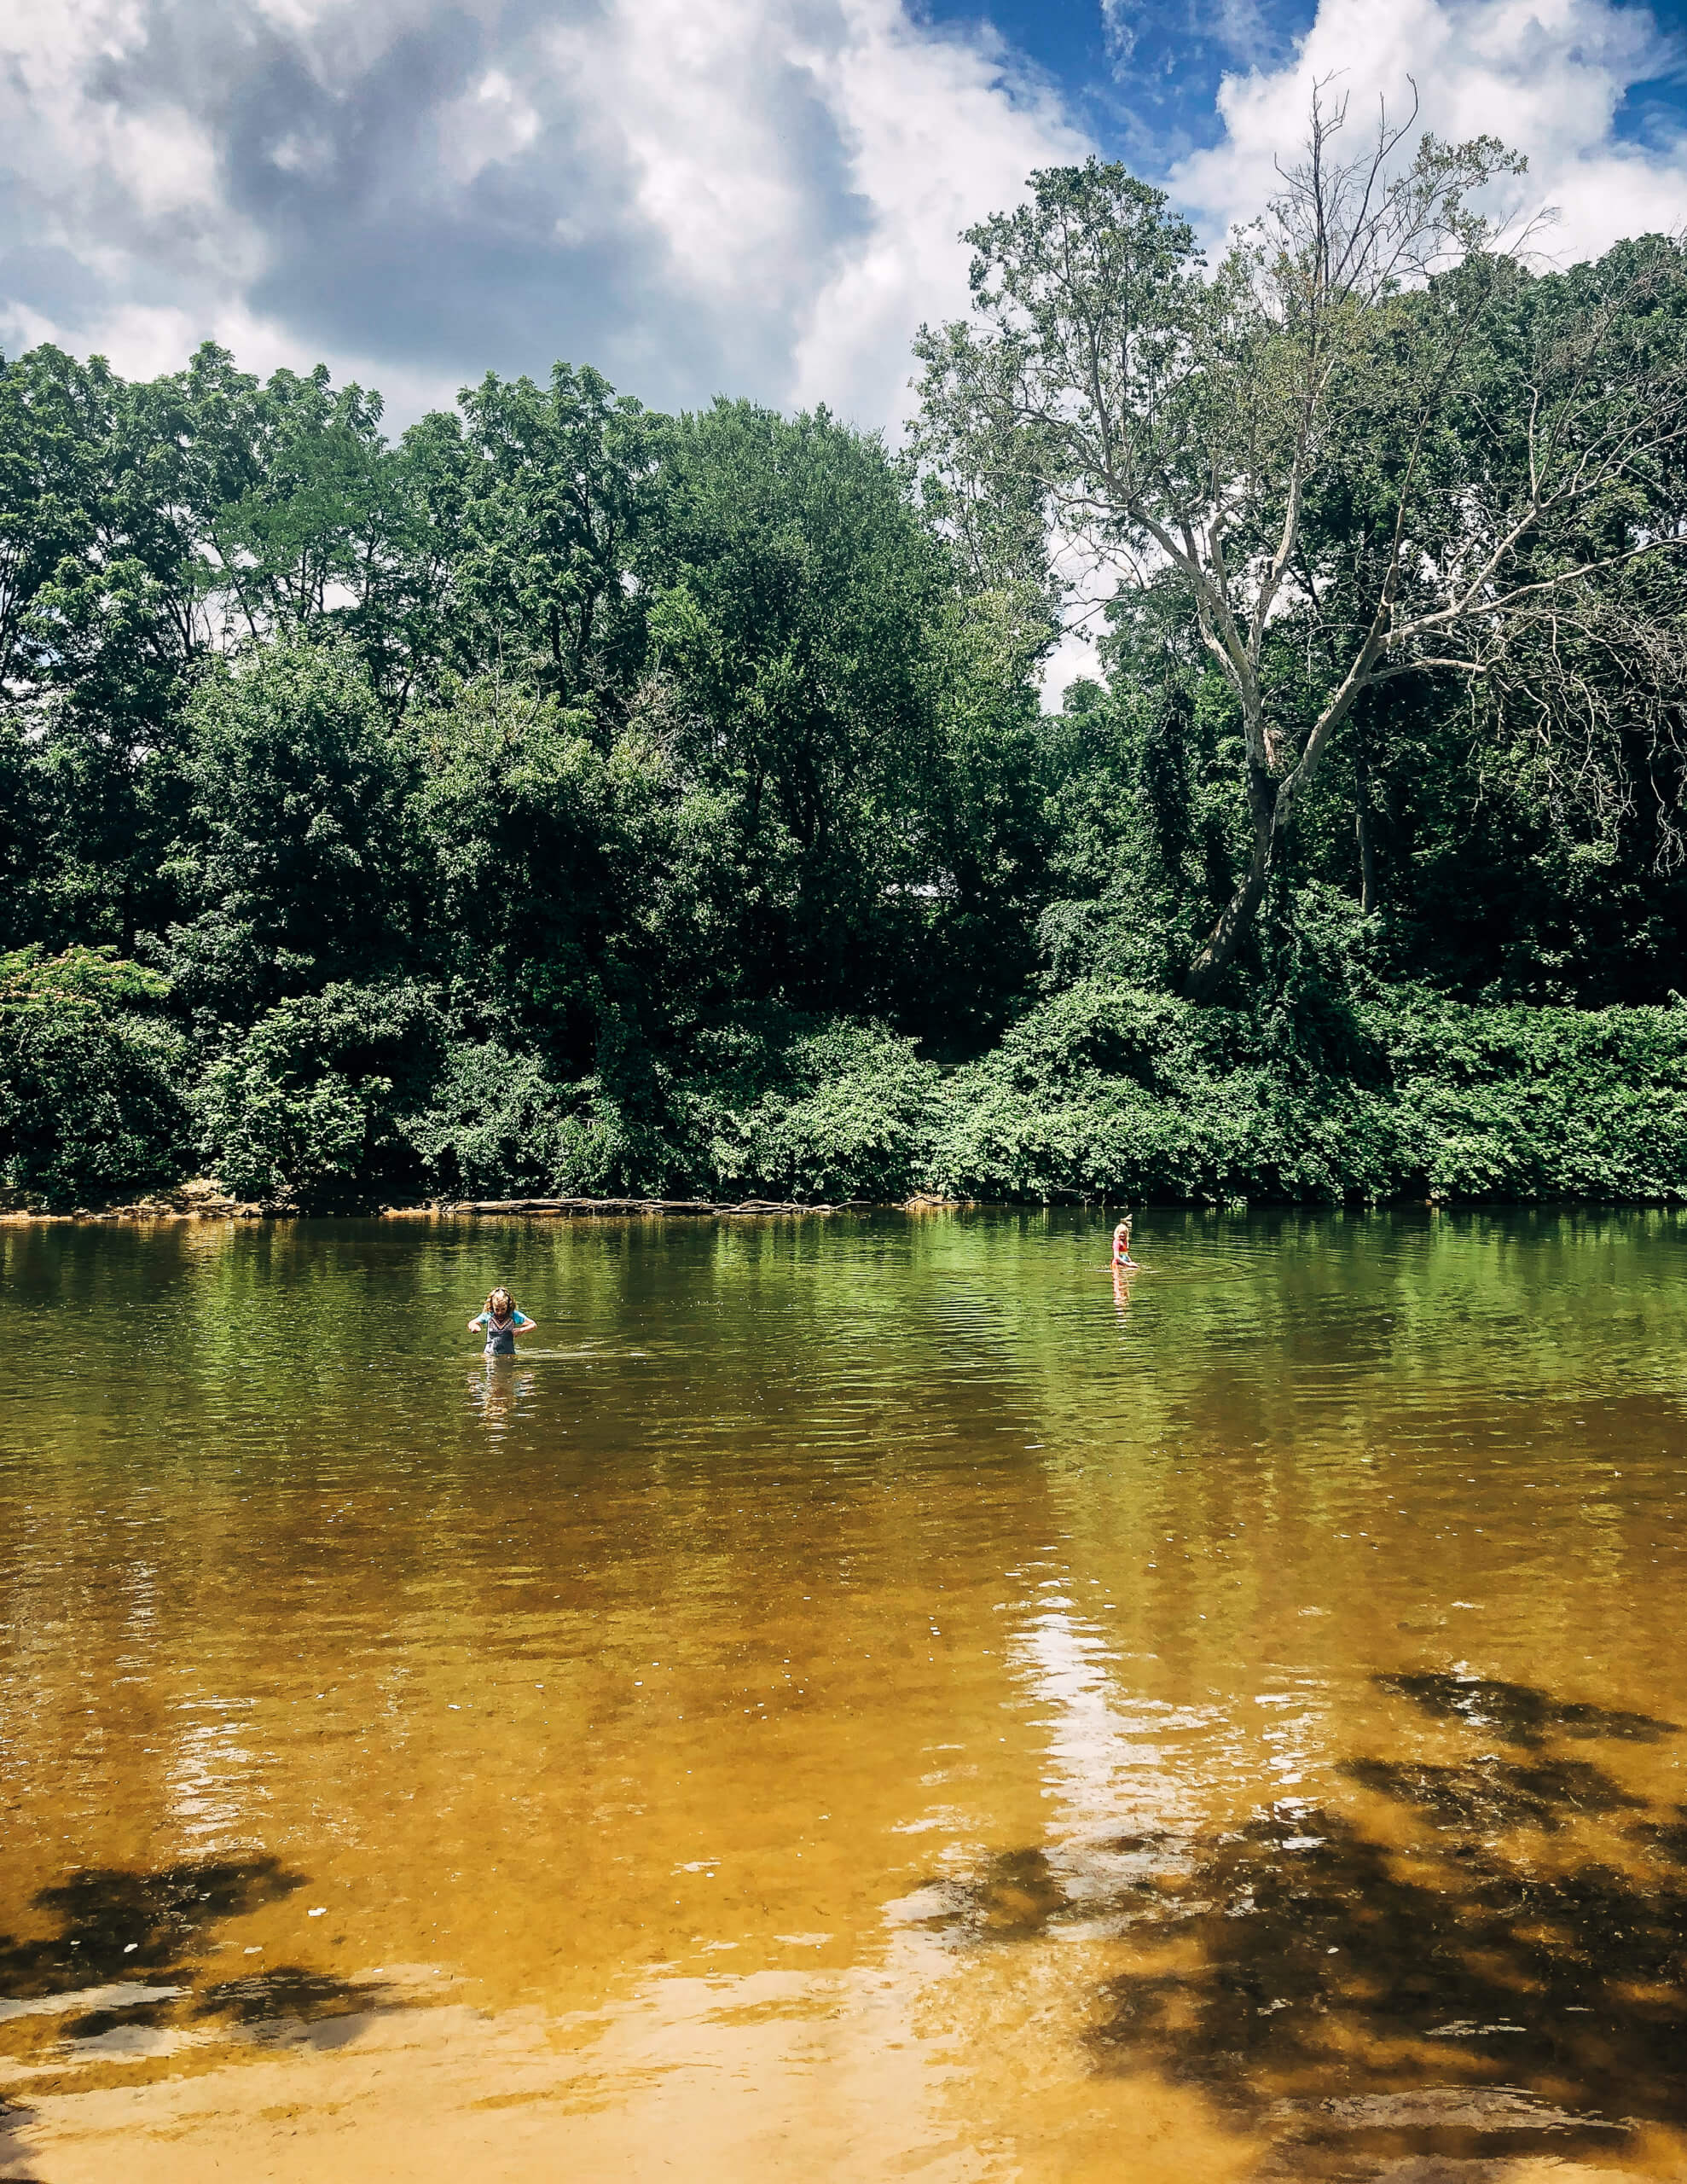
[3,1208,1687,2181]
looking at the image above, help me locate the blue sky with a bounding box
[3,0,1687,431]
[921,0,1320,161]
[919,0,1687,158]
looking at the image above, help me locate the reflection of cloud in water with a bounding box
[165,1700,261,1844]
[1011,1603,1215,1856]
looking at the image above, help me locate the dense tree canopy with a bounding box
[3,109,1685,1209]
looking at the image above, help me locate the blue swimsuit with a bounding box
[476,1309,530,1356]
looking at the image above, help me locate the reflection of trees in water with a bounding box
[1008,1205,1687,1464]
[915,1674,1687,2175]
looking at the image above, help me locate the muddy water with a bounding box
[3,1209,1686,2183]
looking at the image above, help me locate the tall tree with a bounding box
[913,96,1687,998]
[637,400,950,1014]
[162,639,415,1025]
[454,363,652,707]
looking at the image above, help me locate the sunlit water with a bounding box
[3,1208,1687,2182]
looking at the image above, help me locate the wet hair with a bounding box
[486,1288,513,1318]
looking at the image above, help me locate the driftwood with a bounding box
[3,1189,965,1223]
[432,1196,860,1217]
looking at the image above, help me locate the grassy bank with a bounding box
[5,959,1684,1212]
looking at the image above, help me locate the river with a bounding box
[2,1208,1684,2181]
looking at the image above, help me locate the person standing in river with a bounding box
[1111,1218,1138,1269]
[468,1287,537,1354]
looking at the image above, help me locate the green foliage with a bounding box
[406,1039,578,1198]
[0,942,171,1011]
[3,234,1685,1212]
[682,1020,942,1201]
[0,719,43,947]
[915,135,1687,993]
[195,979,445,1208]
[929,983,1687,1206]
[638,400,950,1015]
[162,638,415,1023]
[409,678,692,1067]
[452,363,651,703]
[0,948,187,1206]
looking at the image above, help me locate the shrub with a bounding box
[0,946,189,1207]
[687,1021,941,1200]
[195,979,446,1207]
[928,985,1687,1205]
[14,956,1687,1211]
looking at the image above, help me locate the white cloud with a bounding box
[1171,0,1687,267]
[0,0,1082,431]
[788,1,1086,426]
[9,0,1684,715]
[1099,0,1138,67]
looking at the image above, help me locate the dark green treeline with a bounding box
[1,289,1684,1210]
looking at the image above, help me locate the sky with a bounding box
[4,0,1686,439]
[4,0,1687,700]
[6,0,1682,703]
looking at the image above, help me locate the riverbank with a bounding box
[0,1186,965,1223]
[8,979,1687,1213]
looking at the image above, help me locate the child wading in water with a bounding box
[1111,1218,1139,1269]
[469,1287,536,1356]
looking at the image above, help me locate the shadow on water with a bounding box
[193,1964,396,2035]
[0,1853,403,2156]
[1342,1753,1647,1831]
[914,1676,1687,2178]
[1374,1670,1680,1749]
[0,1856,306,1995]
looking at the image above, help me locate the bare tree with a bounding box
[913,90,1687,998]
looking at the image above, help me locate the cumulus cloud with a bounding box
[5,0,1685,710]
[0,0,1083,425]
[1171,0,1687,267]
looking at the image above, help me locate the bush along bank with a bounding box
[4,962,1685,1214]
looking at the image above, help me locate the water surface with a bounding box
[3,1208,1686,2181]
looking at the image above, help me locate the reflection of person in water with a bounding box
[470,1362,534,1438]
[467,1287,536,1355]
[1110,1218,1138,1269]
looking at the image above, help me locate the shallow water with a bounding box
[3,1207,1686,2182]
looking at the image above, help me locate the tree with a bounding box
[162,638,415,1025]
[0,346,113,702]
[410,677,663,1066]
[194,977,443,1208]
[637,399,953,1015]
[0,944,187,1206]
[453,363,652,707]
[913,95,1687,998]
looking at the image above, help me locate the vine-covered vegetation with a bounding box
[3,125,1685,1209]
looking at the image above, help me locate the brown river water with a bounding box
[2,1208,1686,2183]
